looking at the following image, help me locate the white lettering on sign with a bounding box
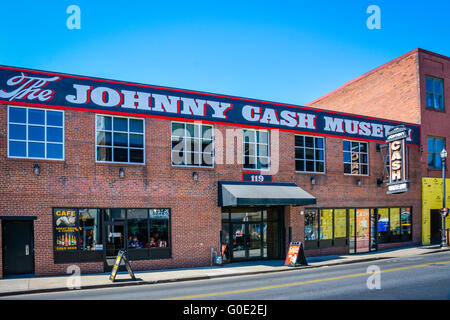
[251,175,265,182]
[152,94,180,113]
[91,87,122,107]
[243,105,317,129]
[324,116,345,133]
[66,84,92,104]
[121,90,151,110]
[242,105,261,122]
[388,183,407,192]
[0,73,60,102]
[150,209,170,219]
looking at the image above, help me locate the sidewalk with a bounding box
[1,244,449,297]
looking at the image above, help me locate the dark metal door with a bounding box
[430,209,442,244]
[2,221,34,276]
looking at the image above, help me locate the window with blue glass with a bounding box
[343,140,369,175]
[96,114,145,164]
[8,106,64,159]
[427,136,445,168]
[426,76,444,111]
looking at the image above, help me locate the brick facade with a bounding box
[308,48,450,245]
[1,100,422,277]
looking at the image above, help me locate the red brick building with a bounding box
[0,62,422,278]
[308,48,450,246]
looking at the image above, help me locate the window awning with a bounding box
[218,181,316,207]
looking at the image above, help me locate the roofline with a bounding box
[306,48,450,107]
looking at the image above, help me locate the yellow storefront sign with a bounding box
[422,177,450,245]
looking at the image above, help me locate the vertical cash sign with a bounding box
[386,126,409,194]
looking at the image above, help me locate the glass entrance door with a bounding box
[231,224,246,259]
[247,223,262,258]
[104,223,126,271]
[231,223,263,260]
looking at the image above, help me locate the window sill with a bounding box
[295,171,326,175]
[425,107,446,113]
[95,161,146,167]
[171,164,215,170]
[427,167,447,172]
[6,157,65,164]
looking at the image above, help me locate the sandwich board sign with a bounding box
[284,241,308,266]
[109,250,136,282]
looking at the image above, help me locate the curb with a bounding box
[0,255,395,297]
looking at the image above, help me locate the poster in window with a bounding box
[54,208,78,251]
[356,209,370,253]
[334,209,347,238]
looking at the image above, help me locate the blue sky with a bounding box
[0,1,449,105]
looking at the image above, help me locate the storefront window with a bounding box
[349,209,356,253]
[304,209,319,241]
[150,209,170,247]
[79,209,103,251]
[105,209,126,222]
[334,209,347,240]
[320,209,333,240]
[377,208,390,243]
[400,208,412,241]
[127,209,149,249]
[390,208,401,241]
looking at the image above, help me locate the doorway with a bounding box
[231,223,263,260]
[222,207,284,262]
[104,222,126,271]
[348,209,377,254]
[2,220,35,276]
[430,209,442,244]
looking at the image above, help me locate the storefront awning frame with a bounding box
[218,181,316,207]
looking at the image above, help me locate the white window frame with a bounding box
[170,121,215,168]
[95,114,146,165]
[242,128,270,171]
[294,134,326,174]
[343,139,369,176]
[7,105,65,160]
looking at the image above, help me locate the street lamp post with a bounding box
[441,148,448,248]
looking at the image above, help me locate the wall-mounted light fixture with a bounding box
[33,164,39,175]
[310,177,316,185]
[376,178,383,186]
[119,167,124,178]
[356,179,361,186]
[193,171,198,181]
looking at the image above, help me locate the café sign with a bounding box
[386,126,409,194]
[0,65,420,146]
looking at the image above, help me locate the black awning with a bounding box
[218,181,316,207]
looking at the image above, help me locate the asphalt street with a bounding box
[2,251,450,300]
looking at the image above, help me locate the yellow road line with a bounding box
[161,260,450,300]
